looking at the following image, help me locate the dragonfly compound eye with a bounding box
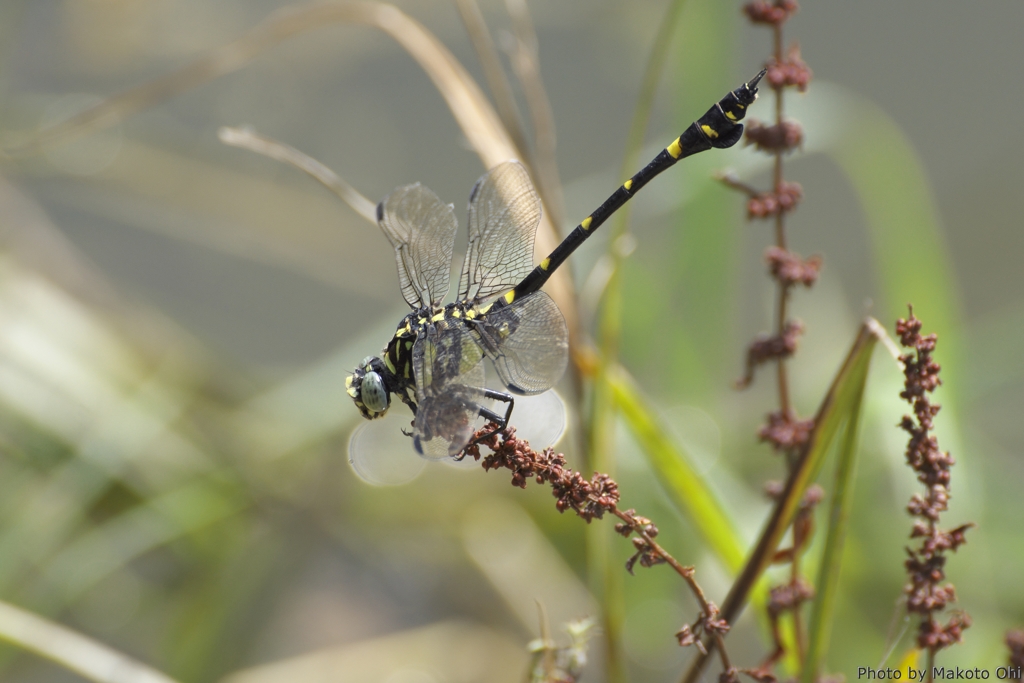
[360,371,390,416]
[346,359,390,420]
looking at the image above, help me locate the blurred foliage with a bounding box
[0,1,1020,683]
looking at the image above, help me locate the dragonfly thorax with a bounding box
[348,304,465,421]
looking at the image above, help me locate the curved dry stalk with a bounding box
[218,126,377,224]
[3,2,517,166]
[504,0,566,232]
[454,0,530,160]
[0,600,181,683]
[1,1,580,348]
[866,316,904,363]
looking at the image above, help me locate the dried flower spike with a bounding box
[473,424,735,673]
[896,307,973,658]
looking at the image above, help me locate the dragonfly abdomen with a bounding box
[499,69,765,308]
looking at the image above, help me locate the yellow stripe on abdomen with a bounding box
[667,137,683,158]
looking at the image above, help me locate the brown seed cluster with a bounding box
[896,308,973,654]
[767,577,815,618]
[469,426,619,522]
[470,423,729,639]
[747,182,804,219]
[766,246,820,288]
[614,512,665,574]
[744,119,804,154]
[743,0,798,26]
[676,601,730,650]
[737,320,804,388]
[470,426,737,675]
[765,45,812,92]
[758,410,814,457]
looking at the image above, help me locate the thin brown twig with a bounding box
[454,0,531,160]
[609,508,732,672]
[722,3,815,674]
[218,125,377,223]
[771,22,792,426]
[716,170,761,197]
[495,0,587,504]
[504,0,566,232]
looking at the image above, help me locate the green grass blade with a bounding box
[607,364,745,573]
[801,320,880,681]
[0,599,182,683]
[826,89,962,398]
[39,475,248,605]
[682,320,880,683]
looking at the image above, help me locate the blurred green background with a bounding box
[0,1,1021,682]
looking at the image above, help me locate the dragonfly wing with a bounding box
[411,319,489,459]
[457,161,542,303]
[478,291,568,395]
[377,183,457,309]
[508,389,566,449]
[347,405,427,486]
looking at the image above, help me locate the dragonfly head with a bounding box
[347,356,391,419]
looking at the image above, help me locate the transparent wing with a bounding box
[457,161,542,304]
[495,387,566,449]
[377,183,457,309]
[411,319,490,459]
[476,291,568,395]
[347,403,427,486]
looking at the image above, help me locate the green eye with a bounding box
[361,371,389,414]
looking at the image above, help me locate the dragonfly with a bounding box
[346,70,764,460]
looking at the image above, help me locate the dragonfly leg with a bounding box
[480,389,515,427]
[454,390,515,460]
